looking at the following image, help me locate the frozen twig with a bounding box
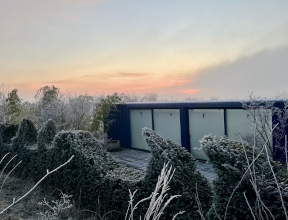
[125,163,184,220]
[0,155,74,215]
[0,154,18,181]
[263,142,288,220]
[243,192,257,220]
[1,160,22,190]
[285,135,288,173]
[195,183,205,220]
[223,123,278,220]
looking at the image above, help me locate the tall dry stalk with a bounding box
[234,124,288,220]
[125,163,184,220]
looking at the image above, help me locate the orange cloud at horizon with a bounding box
[11,72,194,101]
[175,89,200,95]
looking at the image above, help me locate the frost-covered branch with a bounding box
[0,155,74,215]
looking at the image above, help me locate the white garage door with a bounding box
[226,109,273,149]
[130,109,153,150]
[189,109,225,160]
[153,109,181,145]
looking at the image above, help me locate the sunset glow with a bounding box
[1,0,288,100]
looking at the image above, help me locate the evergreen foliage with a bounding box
[0,123,18,144]
[6,89,22,124]
[37,119,56,151]
[98,128,212,220]
[90,92,122,133]
[17,118,38,147]
[7,118,39,179]
[35,85,59,107]
[100,165,144,219]
[0,128,3,150]
[200,135,288,220]
[36,119,57,179]
[44,130,121,210]
[139,128,212,220]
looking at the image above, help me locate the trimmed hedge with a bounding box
[101,128,213,219]
[140,128,212,219]
[37,119,57,180]
[17,118,37,147]
[0,123,18,144]
[200,135,288,220]
[11,118,39,179]
[101,165,144,218]
[44,130,123,211]
[37,119,56,151]
[0,119,213,219]
[0,128,2,151]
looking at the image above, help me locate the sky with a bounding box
[1,0,288,101]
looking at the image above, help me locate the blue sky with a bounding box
[1,0,288,100]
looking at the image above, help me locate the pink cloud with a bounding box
[175,89,200,94]
[11,73,194,100]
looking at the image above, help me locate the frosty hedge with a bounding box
[0,123,18,144]
[102,127,212,219]
[200,135,288,220]
[0,119,213,219]
[2,118,286,219]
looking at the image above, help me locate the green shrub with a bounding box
[0,128,3,152]
[101,165,144,219]
[36,119,57,180]
[200,135,288,220]
[37,119,56,151]
[44,130,121,211]
[90,92,122,133]
[17,118,38,148]
[0,123,19,144]
[137,128,213,220]
[98,128,212,219]
[11,118,39,179]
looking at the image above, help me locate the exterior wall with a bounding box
[107,101,287,161]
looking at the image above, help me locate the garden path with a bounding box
[110,147,217,182]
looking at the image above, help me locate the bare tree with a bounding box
[242,92,288,157]
[143,93,158,102]
[65,93,95,130]
[210,96,218,100]
[185,96,198,101]
[0,84,9,123]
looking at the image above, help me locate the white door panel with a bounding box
[153,109,181,145]
[189,109,225,160]
[226,109,273,149]
[130,109,152,150]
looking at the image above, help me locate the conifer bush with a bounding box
[12,118,39,178]
[0,128,3,152]
[101,165,145,219]
[37,119,56,151]
[17,118,38,148]
[75,128,213,220]
[44,130,122,210]
[138,128,212,220]
[0,123,18,144]
[200,135,288,220]
[37,119,57,179]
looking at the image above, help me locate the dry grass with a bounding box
[0,174,46,219]
[0,173,105,220]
